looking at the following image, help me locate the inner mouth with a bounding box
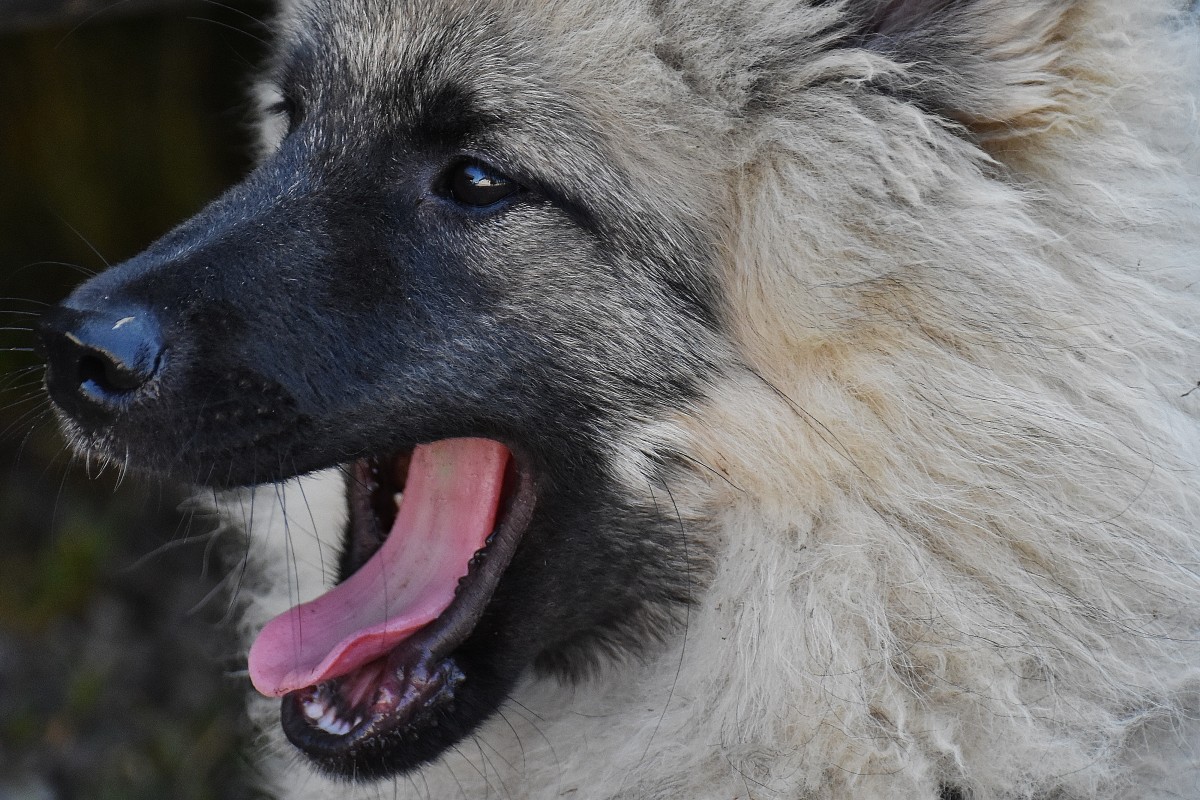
[246,438,535,753]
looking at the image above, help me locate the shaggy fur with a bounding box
[51,0,1200,797]
[227,1,1200,797]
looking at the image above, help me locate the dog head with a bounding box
[38,0,1164,786]
[38,0,736,779]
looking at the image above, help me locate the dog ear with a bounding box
[846,0,1074,139]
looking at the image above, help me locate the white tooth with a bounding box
[303,700,326,720]
[318,719,345,736]
[393,491,404,508]
[334,720,351,736]
[318,709,339,731]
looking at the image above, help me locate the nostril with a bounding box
[77,352,110,388]
[40,306,165,413]
[77,348,153,395]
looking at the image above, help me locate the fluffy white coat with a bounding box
[231,1,1200,797]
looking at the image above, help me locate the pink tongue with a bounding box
[247,438,510,698]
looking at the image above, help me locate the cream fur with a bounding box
[234,1,1200,797]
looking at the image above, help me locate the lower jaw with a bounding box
[280,648,466,759]
[277,444,539,769]
[279,642,528,780]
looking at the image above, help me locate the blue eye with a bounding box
[447,161,519,207]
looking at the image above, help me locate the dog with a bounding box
[38,0,1200,797]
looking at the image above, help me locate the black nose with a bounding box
[39,306,165,414]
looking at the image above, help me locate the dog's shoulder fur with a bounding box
[237,1,1200,797]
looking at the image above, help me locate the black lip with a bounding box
[279,451,537,767]
[340,452,413,580]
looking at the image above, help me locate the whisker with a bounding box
[0,401,52,441]
[50,213,110,268]
[55,0,138,47]
[196,0,270,29]
[122,527,224,573]
[186,15,270,46]
[293,465,328,582]
[10,260,97,279]
[636,478,692,769]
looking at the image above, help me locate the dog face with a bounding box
[40,0,726,778]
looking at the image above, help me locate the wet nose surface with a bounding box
[39,306,165,415]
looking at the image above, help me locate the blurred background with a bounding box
[0,2,273,797]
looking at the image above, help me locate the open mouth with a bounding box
[247,438,536,759]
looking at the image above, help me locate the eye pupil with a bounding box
[449,161,518,207]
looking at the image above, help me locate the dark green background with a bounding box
[0,5,273,798]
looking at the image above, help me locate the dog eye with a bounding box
[447,161,520,207]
